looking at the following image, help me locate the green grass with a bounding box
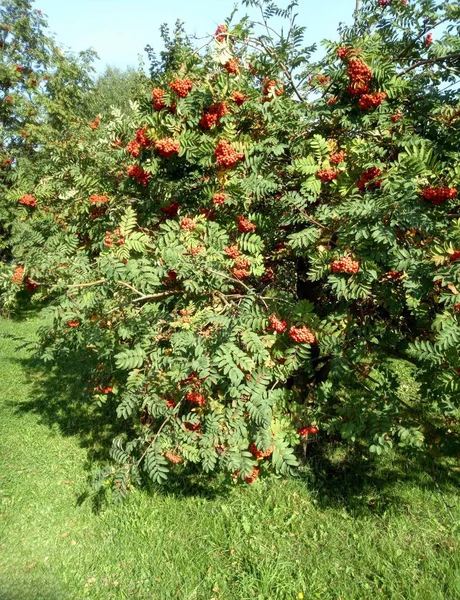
[0,312,459,600]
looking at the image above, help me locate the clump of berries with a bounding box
[330,150,345,164]
[215,140,244,168]
[347,58,372,96]
[214,24,227,42]
[237,216,256,233]
[224,59,238,74]
[421,186,457,205]
[127,164,150,186]
[289,326,317,344]
[298,425,319,437]
[263,79,284,99]
[331,256,360,274]
[186,392,206,406]
[357,167,383,192]
[152,87,166,110]
[200,102,228,129]
[169,78,193,98]
[317,168,339,182]
[18,193,36,207]
[154,138,180,158]
[89,194,109,204]
[161,202,179,218]
[232,257,251,279]
[244,466,260,484]
[11,265,24,284]
[249,442,273,459]
[180,217,196,231]
[223,245,240,259]
[135,127,153,148]
[337,46,352,60]
[126,140,140,157]
[165,451,182,464]
[358,91,387,110]
[233,91,247,107]
[212,192,228,205]
[268,314,287,334]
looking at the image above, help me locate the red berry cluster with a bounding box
[180,216,196,231]
[347,58,372,96]
[244,466,260,484]
[165,451,183,464]
[223,245,240,258]
[268,314,287,333]
[25,278,38,292]
[237,216,256,233]
[357,167,383,192]
[95,385,113,394]
[386,270,402,280]
[89,194,109,204]
[11,265,24,284]
[88,116,100,130]
[358,91,387,110]
[391,113,403,122]
[450,251,460,263]
[378,0,390,6]
[199,102,228,129]
[127,164,150,186]
[161,202,179,218]
[164,398,177,408]
[215,140,244,168]
[186,392,206,406]
[18,193,36,207]
[215,24,227,42]
[248,442,273,459]
[152,87,166,110]
[337,46,352,60]
[90,205,107,219]
[232,256,251,279]
[328,96,338,105]
[233,91,247,107]
[135,127,153,148]
[154,138,180,158]
[298,425,319,437]
[317,168,339,182]
[212,192,228,205]
[421,186,457,205]
[288,326,317,344]
[66,320,80,328]
[104,227,124,248]
[224,59,238,74]
[126,140,141,157]
[425,33,433,46]
[169,78,193,98]
[331,256,360,274]
[263,79,284,99]
[330,150,345,164]
[188,245,203,256]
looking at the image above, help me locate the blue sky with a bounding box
[36,0,356,73]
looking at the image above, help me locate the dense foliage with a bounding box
[2,0,460,494]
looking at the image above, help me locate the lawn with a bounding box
[0,311,459,600]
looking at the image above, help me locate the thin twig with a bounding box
[66,279,106,289]
[397,51,460,77]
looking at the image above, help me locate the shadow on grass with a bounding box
[12,343,231,507]
[8,327,459,514]
[299,437,459,519]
